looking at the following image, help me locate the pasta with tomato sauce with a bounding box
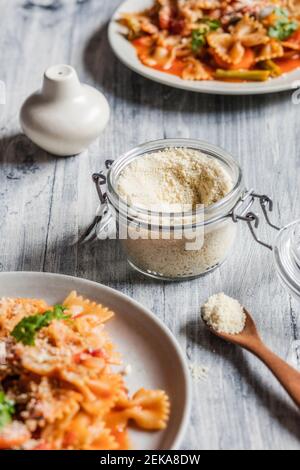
[119,0,300,81]
[0,293,170,450]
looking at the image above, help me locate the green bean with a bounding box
[259,60,282,77]
[215,69,271,81]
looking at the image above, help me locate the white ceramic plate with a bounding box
[109,0,300,95]
[0,272,190,451]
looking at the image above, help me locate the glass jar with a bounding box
[93,139,248,281]
[274,220,300,301]
[82,138,300,297]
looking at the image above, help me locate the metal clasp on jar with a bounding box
[230,189,281,250]
[80,168,281,251]
[78,160,113,244]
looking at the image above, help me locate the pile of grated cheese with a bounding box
[116,147,235,279]
[201,293,246,335]
[117,148,233,211]
[189,363,210,382]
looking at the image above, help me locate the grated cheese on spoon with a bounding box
[202,293,246,335]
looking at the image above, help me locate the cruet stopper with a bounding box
[20,64,110,156]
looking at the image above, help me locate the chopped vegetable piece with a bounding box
[202,18,221,31]
[269,21,298,40]
[191,28,207,52]
[274,7,289,18]
[259,59,282,77]
[282,29,300,50]
[192,19,221,52]
[0,392,15,430]
[214,69,270,81]
[11,305,70,346]
[268,7,298,40]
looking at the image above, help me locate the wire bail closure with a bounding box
[92,160,114,204]
[78,160,114,244]
[92,172,107,204]
[231,189,281,251]
[82,163,281,251]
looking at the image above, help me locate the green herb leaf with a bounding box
[192,29,207,52]
[191,19,221,52]
[274,7,289,18]
[0,391,15,429]
[204,19,221,31]
[268,8,298,40]
[268,21,298,40]
[11,305,70,346]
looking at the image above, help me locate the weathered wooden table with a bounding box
[1,0,300,450]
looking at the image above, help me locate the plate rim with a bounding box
[0,271,191,451]
[108,0,300,95]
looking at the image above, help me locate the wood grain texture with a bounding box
[0,0,300,450]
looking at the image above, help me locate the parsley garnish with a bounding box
[268,7,298,40]
[191,19,221,52]
[274,7,289,18]
[0,391,15,429]
[192,29,207,51]
[11,305,70,346]
[203,18,221,31]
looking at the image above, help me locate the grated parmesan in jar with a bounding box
[117,148,233,210]
[116,147,237,279]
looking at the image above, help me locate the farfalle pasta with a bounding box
[0,294,170,450]
[119,0,300,81]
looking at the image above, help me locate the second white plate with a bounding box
[109,0,300,95]
[0,271,191,451]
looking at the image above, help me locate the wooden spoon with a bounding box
[204,309,300,408]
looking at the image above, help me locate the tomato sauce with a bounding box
[154,59,185,76]
[275,57,300,74]
[132,38,300,82]
[132,38,185,77]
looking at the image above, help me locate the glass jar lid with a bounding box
[273,220,300,300]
